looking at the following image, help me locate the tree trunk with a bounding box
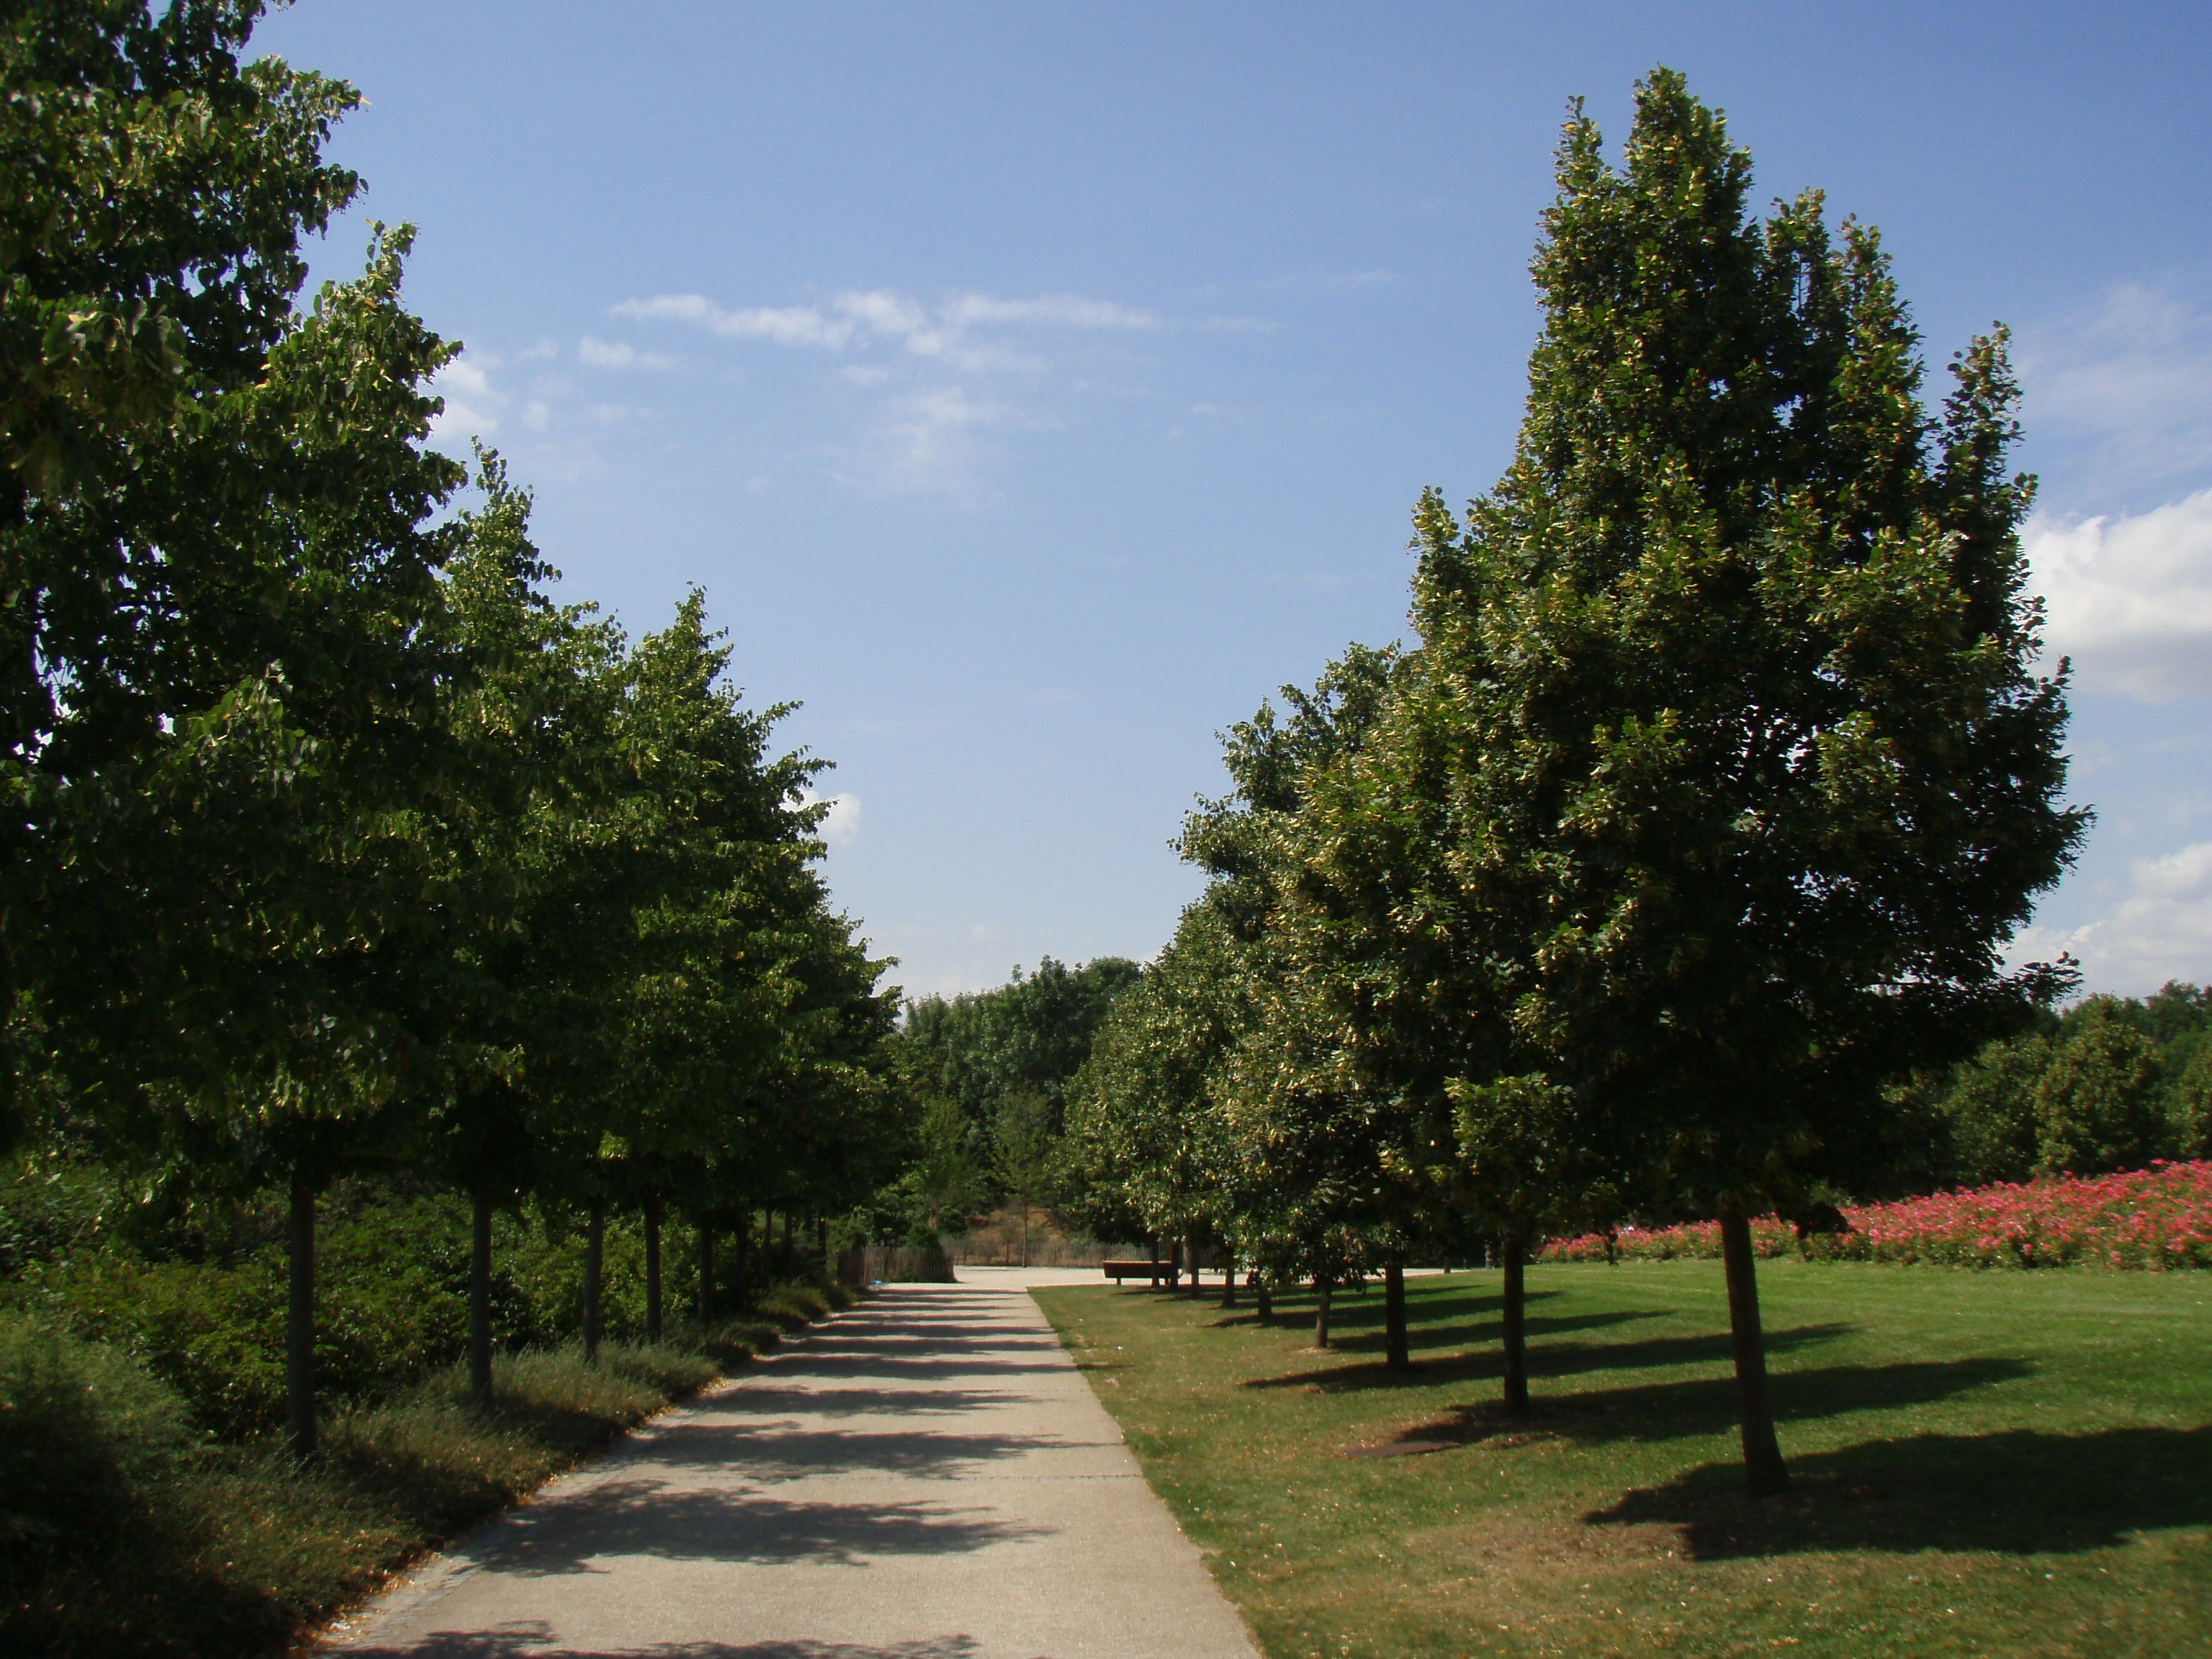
[732,1218,749,1309]
[469,1187,494,1407]
[286,1169,316,1460]
[1220,1253,1237,1308]
[1254,1273,1272,1321]
[581,1200,606,1362]
[1314,1277,1334,1349]
[1148,1234,1161,1287]
[644,1194,663,1341]
[1187,1236,1203,1300]
[1720,1213,1791,1496]
[1501,1234,1529,1416]
[781,1209,793,1272]
[1384,1259,1410,1371]
[696,1218,716,1326]
[1168,1239,1182,1290]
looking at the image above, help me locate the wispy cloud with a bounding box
[865,387,1025,497]
[2012,838,2212,993]
[2019,279,2212,500]
[576,336,676,371]
[2027,488,2212,701]
[428,354,505,439]
[612,285,1161,374]
[611,283,1166,493]
[611,293,858,347]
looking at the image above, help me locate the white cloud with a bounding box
[869,387,1016,495]
[611,284,1158,371]
[427,355,504,439]
[2012,839,2212,993]
[796,788,861,850]
[817,793,860,850]
[576,336,675,371]
[837,288,930,337]
[611,293,856,348]
[2027,489,2212,701]
[2020,280,2212,496]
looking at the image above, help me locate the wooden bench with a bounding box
[1102,1259,1174,1285]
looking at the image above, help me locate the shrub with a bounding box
[0,1316,197,1582]
[754,1281,833,1331]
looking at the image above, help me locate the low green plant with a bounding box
[753,1280,834,1330]
[0,1319,732,1658]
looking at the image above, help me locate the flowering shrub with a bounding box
[1540,1160,2212,1271]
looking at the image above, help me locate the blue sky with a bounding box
[253,0,2212,999]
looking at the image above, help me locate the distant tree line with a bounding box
[864,957,1142,1246]
[1917,986,2211,1186]
[1066,70,2086,1498]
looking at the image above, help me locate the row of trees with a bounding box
[1069,71,2085,1494]
[4,1,906,1457]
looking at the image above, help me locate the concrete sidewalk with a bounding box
[325,1280,1261,1659]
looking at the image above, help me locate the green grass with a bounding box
[1035,1263,2212,1659]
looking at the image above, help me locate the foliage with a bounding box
[896,956,1141,1141]
[0,1309,736,1659]
[1366,69,2084,1231]
[1542,1159,2212,1271]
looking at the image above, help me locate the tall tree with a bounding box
[1388,69,2083,1492]
[1,0,366,1153]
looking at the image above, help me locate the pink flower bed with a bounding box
[1540,1160,2212,1271]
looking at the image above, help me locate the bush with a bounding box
[754,1281,833,1331]
[0,1328,730,1659]
[0,1316,197,1584]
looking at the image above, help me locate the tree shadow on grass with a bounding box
[1583,1425,2212,1558]
[1238,1308,1677,1392]
[1392,1354,2031,1447]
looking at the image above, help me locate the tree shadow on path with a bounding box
[473,1480,1046,1576]
[353,1624,984,1658]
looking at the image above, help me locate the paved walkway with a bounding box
[327,1275,1261,1659]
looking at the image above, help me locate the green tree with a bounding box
[0,1,363,1152]
[2031,999,2164,1177]
[991,1087,1056,1266]
[1380,70,2083,1493]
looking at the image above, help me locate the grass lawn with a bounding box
[1034,1263,2212,1659]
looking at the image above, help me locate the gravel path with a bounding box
[325,1277,1261,1659]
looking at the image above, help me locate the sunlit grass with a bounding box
[1037,1262,2212,1658]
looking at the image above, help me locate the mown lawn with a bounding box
[1034,1263,2212,1659]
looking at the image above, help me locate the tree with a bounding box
[1,1,363,1153]
[899,957,1141,1141]
[991,1087,1055,1267]
[1380,70,2083,1493]
[2031,999,2164,1177]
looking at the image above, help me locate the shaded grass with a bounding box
[1036,1263,2212,1659]
[1,1294,848,1658]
